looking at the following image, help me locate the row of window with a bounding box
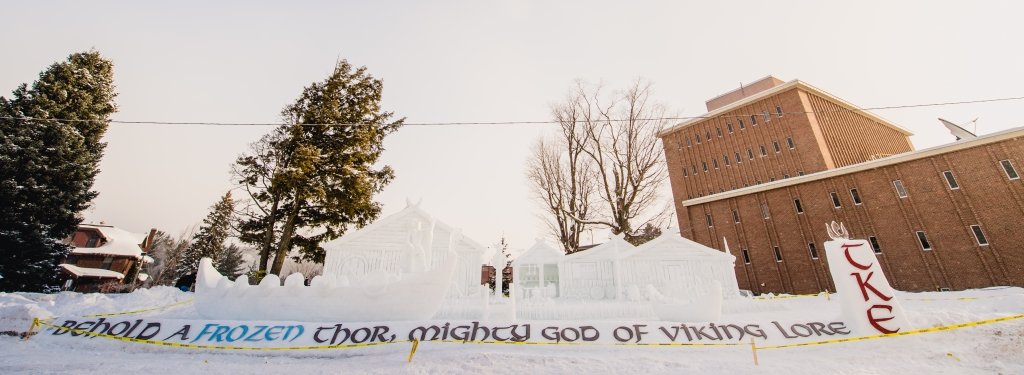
[681,106,785,147]
[682,137,796,177]
[691,159,1020,203]
[736,225,990,265]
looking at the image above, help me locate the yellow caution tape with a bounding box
[758,313,1024,350]
[35,313,1024,352]
[407,340,419,362]
[83,299,194,318]
[753,293,820,300]
[430,339,741,347]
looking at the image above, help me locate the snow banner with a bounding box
[36,317,858,349]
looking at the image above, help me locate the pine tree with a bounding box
[216,244,247,280]
[0,51,117,292]
[177,192,234,277]
[234,59,403,275]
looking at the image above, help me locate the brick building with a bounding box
[659,77,1024,294]
[59,224,156,292]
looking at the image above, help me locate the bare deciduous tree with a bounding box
[527,90,596,253]
[529,80,670,248]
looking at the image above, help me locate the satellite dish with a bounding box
[939,118,977,141]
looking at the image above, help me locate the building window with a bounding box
[742,249,751,264]
[869,236,882,254]
[763,111,770,122]
[738,119,746,129]
[970,225,989,246]
[808,243,819,259]
[916,231,932,250]
[759,145,767,157]
[747,149,754,160]
[85,233,100,247]
[683,168,688,177]
[702,162,708,172]
[773,246,783,262]
[830,192,842,208]
[101,257,114,270]
[762,204,771,219]
[942,170,959,190]
[1000,160,1019,180]
[706,214,714,227]
[751,115,758,125]
[776,105,784,117]
[696,134,701,144]
[727,123,734,133]
[724,155,731,166]
[712,159,719,169]
[685,136,691,147]
[733,210,740,223]
[787,137,795,149]
[798,171,805,176]
[850,188,862,205]
[691,165,697,174]
[794,199,804,213]
[893,180,908,198]
[773,141,781,153]
[770,177,776,182]
[735,152,742,163]
[716,127,723,137]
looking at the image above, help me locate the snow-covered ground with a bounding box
[1,286,1022,374]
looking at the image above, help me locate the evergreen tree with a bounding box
[234,59,403,275]
[148,230,192,286]
[0,51,117,292]
[216,244,247,280]
[177,192,234,277]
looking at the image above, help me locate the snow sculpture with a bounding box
[823,221,910,334]
[194,201,486,322]
[321,201,486,301]
[560,234,633,300]
[512,239,564,299]
[514,231,734,321]
[194,257,456,321]
[622,230,739,301]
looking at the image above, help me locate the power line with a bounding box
[1,95,1021,127]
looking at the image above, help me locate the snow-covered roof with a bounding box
[513,239,564,265]
[59,264,125,279]
[625,231,735,262]
[71,224,145,258]
[137,273,150,282]
[142,255,155,264]
[564,234,635,261]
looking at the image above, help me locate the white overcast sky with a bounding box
[2,1,1022,251]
